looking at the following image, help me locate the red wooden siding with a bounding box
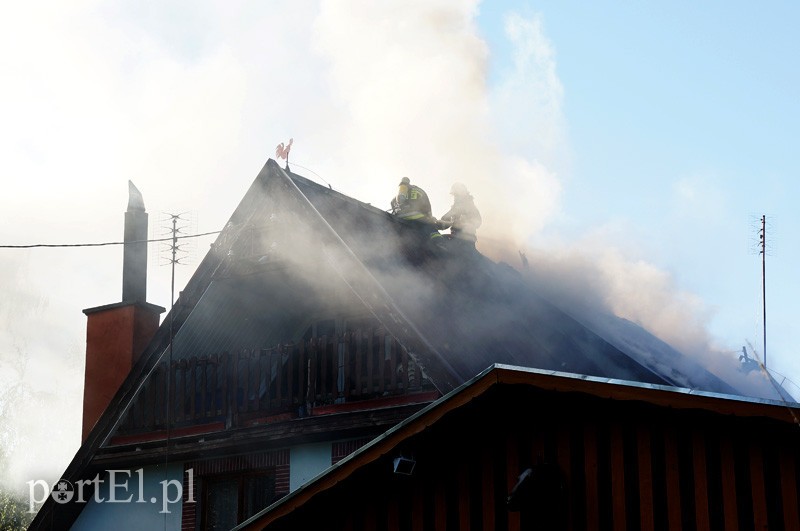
[252,386,800,531]
[331,438,372,465]
[181,465,198,531]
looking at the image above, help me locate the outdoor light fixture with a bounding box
[392,456,416,475]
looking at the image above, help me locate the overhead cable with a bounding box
[0,230,222,249]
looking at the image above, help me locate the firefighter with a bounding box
[391,177,432,221]
[390,177,443,243]
[439,182,482,250]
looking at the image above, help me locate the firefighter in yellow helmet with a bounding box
[439,182,482,250]
[390,177,443,242]
[391,177,432,220]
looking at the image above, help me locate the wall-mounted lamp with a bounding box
[392,456,416,476]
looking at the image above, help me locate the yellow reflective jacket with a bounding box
[391,184,432,221]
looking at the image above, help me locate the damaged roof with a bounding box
[165,159,737,392]
[284,161,735,392]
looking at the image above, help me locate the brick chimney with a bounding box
[81,182,165,441]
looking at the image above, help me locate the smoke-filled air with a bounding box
[1,0,799,501]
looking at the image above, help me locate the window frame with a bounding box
[200,469,277,530]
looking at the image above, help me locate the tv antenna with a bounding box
[758,214,767,368]
[157,210,196,509]
[157,212,196,269]
[157,211,196,391]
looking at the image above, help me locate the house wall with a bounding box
[70,462,183,531]
[255,386,800,531]
[171,439,371,529]
[71,442,375,530]
[289,442,332,492]
[181,449,289,531]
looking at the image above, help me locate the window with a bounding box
[203,472,276,530]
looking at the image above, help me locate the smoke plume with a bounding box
[310,1,562,246]
[307,1,778,399]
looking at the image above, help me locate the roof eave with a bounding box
[235,363,800,530]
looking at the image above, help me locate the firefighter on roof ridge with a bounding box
[390,177,442,242]
[439,182,482,250]
[391,177,432,220]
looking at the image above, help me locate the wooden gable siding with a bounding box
[253,386,800,531]
[117,329,433,436]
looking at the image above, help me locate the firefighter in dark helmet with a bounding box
[439,182,481,250]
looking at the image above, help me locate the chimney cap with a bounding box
[127,181,145,212]
[83,300,166,316]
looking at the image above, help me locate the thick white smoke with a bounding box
[308,1,776,399]
[310,1,562,246]
[0,254,83,492]
[521,241,785,399]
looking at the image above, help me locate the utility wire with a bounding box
[290,160,333,189]
[0,230,221,249]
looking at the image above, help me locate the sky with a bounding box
[1,0,799,492]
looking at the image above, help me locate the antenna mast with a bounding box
[759,214,767,368]
[158,211,193,530]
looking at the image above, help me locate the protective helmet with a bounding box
[450,182,468,196]
[400,176,410,185]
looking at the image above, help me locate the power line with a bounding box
[0,230,221,249]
